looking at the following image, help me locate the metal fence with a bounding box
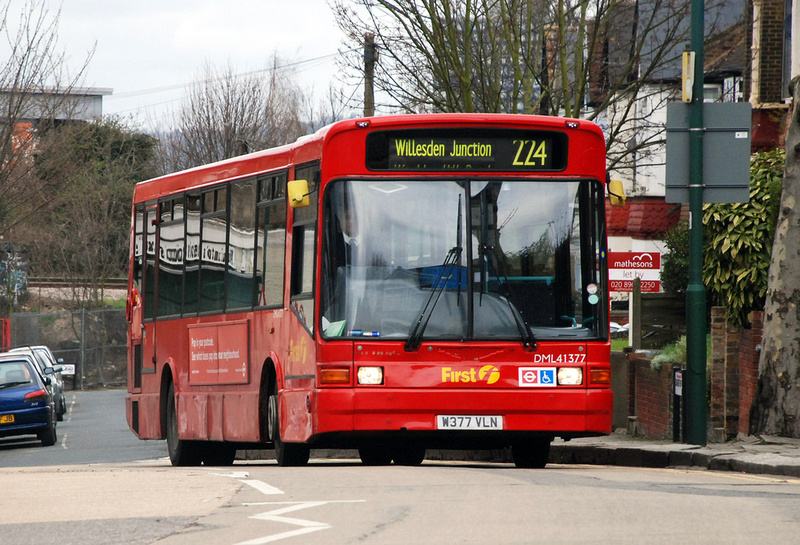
[10,308,126,389]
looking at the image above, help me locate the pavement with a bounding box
[246,433,800,478]
[417,433,800,477]
[545,432,800,478]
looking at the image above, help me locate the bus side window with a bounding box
[228,178,257,311]
[133,205,145,293]
[290,163,319,333]
[256,172,287,307]
[158,198,184,318]
[184,193,201,314]
[144,206,157,321]
[199,186,228,313]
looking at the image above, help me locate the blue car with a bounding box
[0,354,57,447]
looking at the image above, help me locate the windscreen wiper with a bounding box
[405,199,463,352]
[0,381,30,390]
[484,245,537,351]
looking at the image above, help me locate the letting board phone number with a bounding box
[609,279,660,293]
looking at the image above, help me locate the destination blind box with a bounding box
[366,128,568,172]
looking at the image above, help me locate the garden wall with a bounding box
[616,307,764,442]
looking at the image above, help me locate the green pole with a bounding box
[685,0,707,445]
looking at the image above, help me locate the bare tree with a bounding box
[303,84,352,132]
[22,118,157,308]
[331,0,735,174]
[157,57,307,173]
[0,0,94,236]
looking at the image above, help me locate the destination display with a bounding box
[365,128,568,172]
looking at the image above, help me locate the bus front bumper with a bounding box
[312,387,613,441]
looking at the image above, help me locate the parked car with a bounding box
[9,346,66,421]
[0,353,57,446]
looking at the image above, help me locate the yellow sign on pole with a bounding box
[682,52,695,103]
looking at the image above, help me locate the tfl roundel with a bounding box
[519,367,556,387]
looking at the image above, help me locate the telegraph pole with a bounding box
[364,32,377,117]
[685,0,707,445]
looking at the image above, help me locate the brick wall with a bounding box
[621,310,764,442]
[710,307,741,439]
[758,0,787,103]
[630,356,674,439]
[738,312,763,434]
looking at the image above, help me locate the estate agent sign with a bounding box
[608,252,661,293]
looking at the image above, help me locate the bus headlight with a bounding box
[357,366,384,385]
[557,367,583,385]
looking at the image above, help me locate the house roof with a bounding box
[704,19,747,79]
[606,197,683,239]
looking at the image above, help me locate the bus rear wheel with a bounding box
[166,383,203,466]
[511,438,551,469]
[202,442,237,466]
[268,383,309,466]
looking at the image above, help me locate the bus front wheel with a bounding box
[393,445,425,466]
[511,438,551,469]
[268,383,310,466]
[358,446,392,465]
[166,383,203,466]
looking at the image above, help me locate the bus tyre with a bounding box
[269,383,310,466]
[512,439,551,469]
[202,442,237,466]
[358,446,393,466]
[166,383,202,466]
[393,445,426,466]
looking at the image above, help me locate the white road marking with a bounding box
[213,471,252,479]
[240,479,285,495]
[236,501,366,545]
[211,472,285,495]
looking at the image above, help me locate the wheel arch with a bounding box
[258,355,280,442]
[159,362,176,440]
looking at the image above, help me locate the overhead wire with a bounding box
[106,49,358,121]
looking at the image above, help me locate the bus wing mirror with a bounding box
[607,178,626,207]
[288,179,310,208]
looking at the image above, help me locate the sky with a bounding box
[53,0,354,130]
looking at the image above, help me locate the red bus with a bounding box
[126,113,618,468]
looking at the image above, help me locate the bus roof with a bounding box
[133,113,605,203]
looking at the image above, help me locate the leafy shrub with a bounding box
[661,220,689,297]
[702,149,784,327]
[651,335,687,370]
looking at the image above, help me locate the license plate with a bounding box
[436,415,503,430]
[0,414,14,424]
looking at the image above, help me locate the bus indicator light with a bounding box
[320,368,351,384]
[590,368,612,386]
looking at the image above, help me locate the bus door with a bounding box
[128,205,147,390]
[140,204,159,381]
[283,166,318,442]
